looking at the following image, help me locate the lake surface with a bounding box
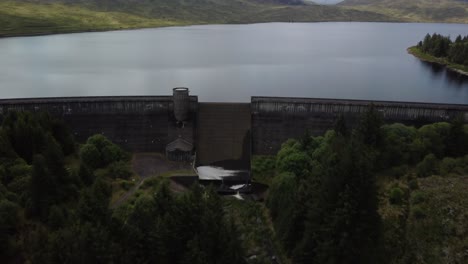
[0,22,467,104]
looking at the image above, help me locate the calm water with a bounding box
[0,22,467,104]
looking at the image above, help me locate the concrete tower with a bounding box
[173,87,190,123]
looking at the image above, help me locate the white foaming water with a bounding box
[196,166,241,180]
[230,184,246,190]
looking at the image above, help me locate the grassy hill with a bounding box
[0,2,191,37]
[0,0,467,37]
[0,0,389,37]
[341,0,468,23]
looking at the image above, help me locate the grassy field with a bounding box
[0,0,390,37]
[0,0,467,37]
[0,2,190,37]
[407,46,468,76]
[342,0,468,23]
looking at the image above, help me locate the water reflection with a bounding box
[445,69,468,88]
[420,61,444,76]
[419,60,468,89]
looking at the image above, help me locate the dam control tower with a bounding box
[173,87,190,124]
[166,87,195,161]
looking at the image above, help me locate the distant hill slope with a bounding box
[0,0,467,37]
[340,0,468,23]
[0,0,390,37]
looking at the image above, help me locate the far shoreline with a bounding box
[407,46,468,77]
[3,20,468,40]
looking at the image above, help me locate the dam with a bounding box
[1,88,467,189]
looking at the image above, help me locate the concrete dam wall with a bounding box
[252,97,468,155]
[0,96,198,152]
[196,103,251,167]
[1,93,467,159]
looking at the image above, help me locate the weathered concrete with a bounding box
[0,96,197,152]
[1,95,467,158]
[196,103,251,166]
[252,97,468,155]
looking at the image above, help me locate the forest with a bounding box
[256,109,468,263]
[416,33,468,66]
[1,109,468,263]
[0,111,243,263]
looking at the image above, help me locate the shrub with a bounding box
[107,161,132,179]
[408,178,419,190]
[79,144,101,169]
[440,157,458,176]
[142,177,162,189]
[411,205,426,219]
[416,154,439,177]
[410,191,426,205]
[86,134,112,151]
[101,144,124,165]
[388,165,409,178]
[389,187,405,205]
[276,151,310,176]
[252,156,276,175]
[120,180,135,191]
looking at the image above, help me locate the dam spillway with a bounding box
[196,103,251,166]
[0,92,467,159]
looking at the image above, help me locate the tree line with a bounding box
[266,108,468,263]
[417,33,468,66]
[1,109,467,263]
[0,111,244,263]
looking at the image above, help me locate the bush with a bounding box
[101,144,124,165]
[142,177,161,189]
[410,191,426,205]
[107,161,132,179]
[120,180,135,191]
[411,205,426,219]
[416,154,439,177]
[388,165,409,178]
[440,157,458,176]
[389,187,405,205]
[86,134,112,151]
[84,134,128,168]
[252,156,276,176]
[79,144,101,169]
[408,178,419,190]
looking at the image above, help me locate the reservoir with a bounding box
[0,22,467,104]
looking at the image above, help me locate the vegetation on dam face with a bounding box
[1,108,467,263]
[408,33,468,76]
[1,0,468,37]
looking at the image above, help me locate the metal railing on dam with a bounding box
[251,97,468,155]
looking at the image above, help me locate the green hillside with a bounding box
[0,0,389,37]
[1,0,467,37]
[341,0,468,23]
[0,2,194,37]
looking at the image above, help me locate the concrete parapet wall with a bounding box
[252,97,468,155]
